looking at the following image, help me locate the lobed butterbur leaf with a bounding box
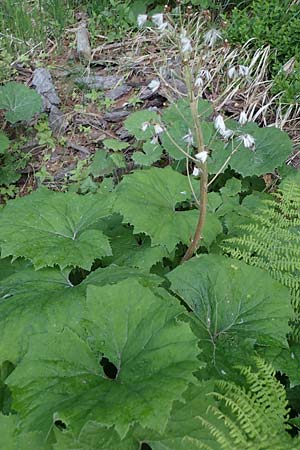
[113,166,222,252]
[0,188,113,270]
[167,254,292,379]
[0,82,42,124]
[7,280,200,439]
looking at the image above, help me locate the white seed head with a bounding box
[141,121,150,132]
[154,123,164,135]
[152,13,164,27]
[195,151,208,163]
[204,28,222,47]
[137,14,147,28]
[150,135,159,145]
[182,129,194,145]
[195,76,204,88]
[238,65,250,77]
[221,128,234,140]
[227,66,238,79]
[214,114,226,133]
[180,31,192,53]
[158,21,168,31]
[199,69,211,82]
[238,133,255,148]
[192,167,201,176]
[148,79,160,92]
[239,111,247,125]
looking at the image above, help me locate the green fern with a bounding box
[196,359,299,450]
[223,179,300,340]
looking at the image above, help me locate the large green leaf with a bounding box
[54,382,222,450]
[8,280,199,439]
[99,214,169,269]
[0,266,85,364]
[0,188,112,270]
[54,422,140,450]
[209,122,292,177]
[124,109,161,140]
[0,82,42,124]
[133,140,163,166]
[0,257,32,282]
[113,167,222,252]
[262,343,300,387]
[0,414,52,450]
[161,100,213,161]
[82,264,163,288]
[167,255,292,379]
[0,263,163,365]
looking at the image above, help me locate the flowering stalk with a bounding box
[181,63,208,263]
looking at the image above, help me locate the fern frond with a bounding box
[223,179,300,341]
[196,358,298,450]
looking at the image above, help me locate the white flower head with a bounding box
[195,76,204,88]
[161,23,169,31]
[214,114,226,133]
[204,28,222,47]
[221,128,234,140]
[154,123,164,135]
[199,69,211,82]
[182,129,194,146]
[239,111,247,126]
[195,151,208,163]
[238,65,250,77]
[141,121,150,132]
[152,13,164,27]
[192,167,201,176]
[151,135,159,145]
[180,30,192,54]
[227,66,238,79]
[137,14,147,28]
[148,79,160,93]
[195,69,211,88]
[238,133,255,149]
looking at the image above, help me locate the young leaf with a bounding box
[7,280,200,439]
[133,140,163,166]
[89,150,125,177]
[103,138,129,151]
[167,255,292,378]
[113,167,222,252]
[0,188,113,270]
[124,109,160,140]
[0,82,42,124]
